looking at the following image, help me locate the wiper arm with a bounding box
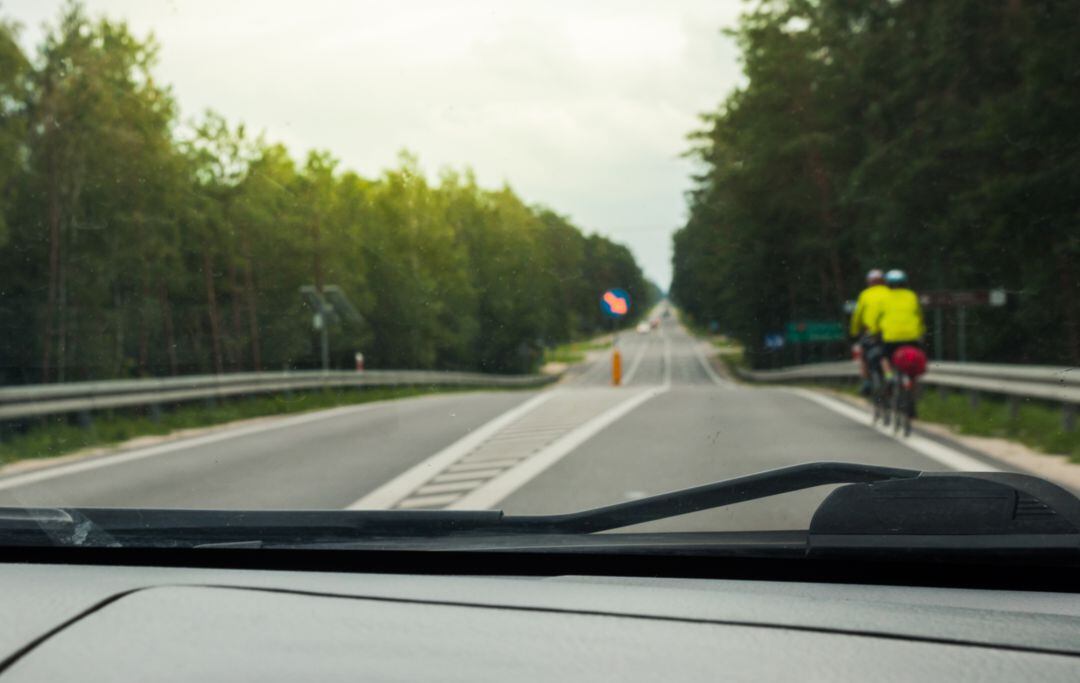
[504,462,919,533]
[2,462,1077,550]
[0,463,911,546]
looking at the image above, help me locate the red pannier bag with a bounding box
[892,345,928,377]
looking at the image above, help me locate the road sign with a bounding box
[785,321,845,343]
[919,289,1007,309]
[764,333,785,350]
[600,289,631,319]
[300,284,362,372]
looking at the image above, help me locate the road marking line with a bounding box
[447,459,524,472]
[460,451,532,463]
[346,391,555,509]
[0,400,397,493]
[414,480,488,496]
[447,385,671,510]
[432,469,505,483]
[692,337,730,388]
[785,388,1000,472]
[662,327,672,387]
[621,335,651,385]
[395,493,461,509]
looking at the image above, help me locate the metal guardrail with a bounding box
[0,370,557,422]
[736,360,1080,430]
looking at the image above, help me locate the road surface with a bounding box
[0,313,1008,531]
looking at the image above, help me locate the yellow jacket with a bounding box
[877,288,925,343]
[849,284,890,337]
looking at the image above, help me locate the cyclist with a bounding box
[877,269,926,380]
[849,268,889,395]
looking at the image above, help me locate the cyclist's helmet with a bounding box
[884,269,908,287]
[866,268,884,285]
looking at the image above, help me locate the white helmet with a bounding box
[884,269,908,286]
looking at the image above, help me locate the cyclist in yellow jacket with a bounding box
[877,269,925,379]
[849,269,889,395]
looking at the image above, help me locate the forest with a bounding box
[0,4,651,384]
[671,0,1079,367]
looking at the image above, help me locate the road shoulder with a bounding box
[808,386,1080,492]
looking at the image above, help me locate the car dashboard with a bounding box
[0,561,1078,681]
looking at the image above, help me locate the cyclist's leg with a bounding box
[857,335,874,395]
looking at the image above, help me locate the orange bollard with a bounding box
[612,349,622,386]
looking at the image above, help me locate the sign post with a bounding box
[918,289,1007,361]
[600,288,631,386]
[300,285,364,373]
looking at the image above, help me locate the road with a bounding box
[0,313,1008,531]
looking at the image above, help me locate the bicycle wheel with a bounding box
[870,370,884,424]
[891,381,904,434]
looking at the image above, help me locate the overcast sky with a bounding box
[4,0,745,287]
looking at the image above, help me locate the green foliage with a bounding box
[917,391,1080,463]
[672,0,1080,367]
[0,3,649,383]
[542,337,612,365]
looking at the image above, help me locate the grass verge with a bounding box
[543,338,612,364]
[0,386,458,467]
[796,380,1080,463]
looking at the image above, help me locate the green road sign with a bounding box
[785,321,845,343]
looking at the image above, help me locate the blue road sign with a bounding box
[600,289,631,319]
[764,333,785,350]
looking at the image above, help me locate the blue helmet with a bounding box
[884,269,908,286]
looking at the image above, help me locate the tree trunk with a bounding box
[312,216,323,290]
[241,230,261,371]
[202,248,225,374]
[1059,251,1080,364]
[158,278,179,376]
[806,148,847,303]
[42,144,61,383]
[228,259,243,370]
[136,216,151,375]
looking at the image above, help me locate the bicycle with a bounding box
[863,345,889,426]
[889,371,917,437]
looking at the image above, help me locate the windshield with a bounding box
[0,0,1077,541]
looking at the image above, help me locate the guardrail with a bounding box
[0,370,557,423]
[735,360,1080,431]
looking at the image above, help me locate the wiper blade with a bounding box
[0,462,911,546]
[505,462,919,533]
[1,462,1078,552]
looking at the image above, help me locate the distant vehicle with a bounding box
[636,322,651,334]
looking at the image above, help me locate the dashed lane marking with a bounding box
[621,334,652,385]
[447,385,670,510]
[346,392,555,510]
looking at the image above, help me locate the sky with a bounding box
[3,0,745,287]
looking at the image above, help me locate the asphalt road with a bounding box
[0,311,1008,531]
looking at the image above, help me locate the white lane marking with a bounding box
[460,450,532,463]
[662,327,672,387]
[447,459,524,472]
[621,334,651,385]
[414,480,487,496]
[0,400,398,493]
[785,388,999,472]
[692,336,730,388]
[346,391,555,509]
[396,493,460,509]
[432,469,504,483]
[447,385,670,510]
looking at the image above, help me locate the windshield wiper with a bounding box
[1,462,1078,555]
